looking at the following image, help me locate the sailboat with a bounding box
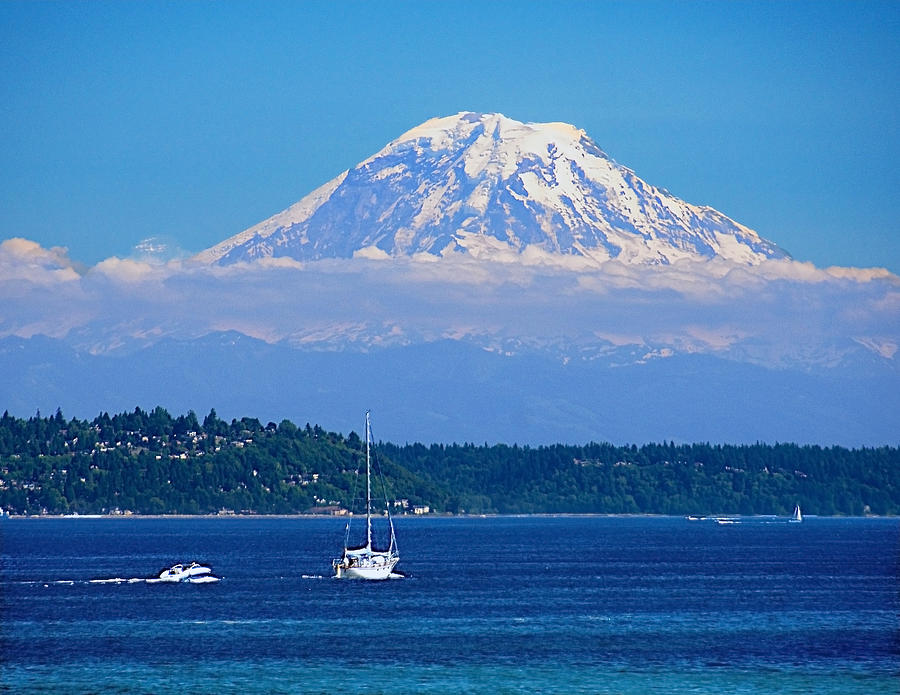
[789,504,803,523]
[332,411,400,580]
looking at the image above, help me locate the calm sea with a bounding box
[1,516,897,694]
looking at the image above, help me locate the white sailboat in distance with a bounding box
[332,411,400,580]
[790,504,803,523]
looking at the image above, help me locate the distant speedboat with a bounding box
[789,504,803,523]
[156,562,219,583]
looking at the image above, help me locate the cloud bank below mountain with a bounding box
[2,237,897,371]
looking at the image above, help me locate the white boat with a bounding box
[156,562,219,583]
[789,504,803,523]
[333,411,400,580]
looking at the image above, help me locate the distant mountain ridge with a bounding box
[2,333,897,446]
[196,112,788,267]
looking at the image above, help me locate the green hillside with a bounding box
[1,408,897,516]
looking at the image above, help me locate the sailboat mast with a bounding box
[365,410,372,551]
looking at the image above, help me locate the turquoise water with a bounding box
[2,516,897,693]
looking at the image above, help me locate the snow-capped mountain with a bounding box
[196,112,787,266]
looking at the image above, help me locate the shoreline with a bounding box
[4,512,896,520]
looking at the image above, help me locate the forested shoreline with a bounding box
[1,408,897,516]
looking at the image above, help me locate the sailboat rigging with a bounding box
[332,411,400,580]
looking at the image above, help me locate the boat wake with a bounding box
[15,562,222,586]
[10,577,143,586]
[13,575,222,587]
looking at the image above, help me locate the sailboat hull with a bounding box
[336,557,399,580]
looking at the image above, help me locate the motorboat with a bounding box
[156,562,219,583]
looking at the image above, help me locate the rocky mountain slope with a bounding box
[196,112,787,267]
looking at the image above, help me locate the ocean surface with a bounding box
[1,516,897,694]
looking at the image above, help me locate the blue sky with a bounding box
[1,1,898,271]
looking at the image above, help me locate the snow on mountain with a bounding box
[195,112,788,267]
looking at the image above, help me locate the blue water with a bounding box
[1,516,897,694]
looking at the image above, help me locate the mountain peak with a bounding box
[390,111,587,151]
[197,113,786,267]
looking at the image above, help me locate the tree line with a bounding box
[0,408,897,516]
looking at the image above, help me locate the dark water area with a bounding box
[2,516,897,693]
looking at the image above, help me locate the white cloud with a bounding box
[353,246,392,260]
[0,237,83,284]
[0,237,897,368]
[92,257,165,284]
